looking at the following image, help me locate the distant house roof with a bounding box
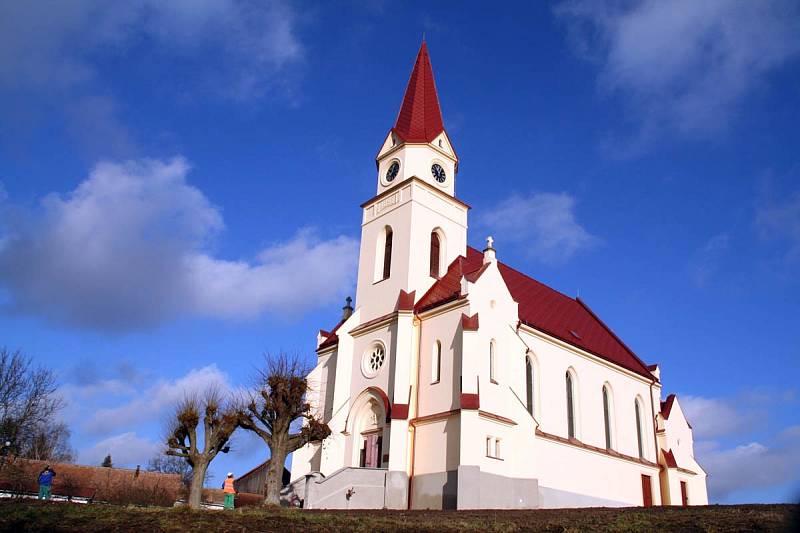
[234,460,290,494]
[416,247,655,380]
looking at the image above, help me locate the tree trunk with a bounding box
[188,459,209,510]
[265,445,287,506]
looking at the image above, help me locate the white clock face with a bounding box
[431,163,446,183]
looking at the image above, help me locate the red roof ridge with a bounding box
[464,262,490,283]
[574,297,654,379]
[662,448,678,468]
[318,317,346,350]
[466,245,573,301]
[396,290,416,311]
[461,313,480,331]
[464,246,654,380]
[392,42,445,144]
[414,254,470,313]
[661,393,677,419]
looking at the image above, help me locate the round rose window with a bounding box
[362,344,385,378]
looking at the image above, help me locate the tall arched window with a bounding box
[566,371,575,439]
[489,340,497,383]
[432,341,441,383]
[635,399,644,459]
[430,231,441,278]
[602,386,612,449]
[382,227,393,279]
[525,357,534,416]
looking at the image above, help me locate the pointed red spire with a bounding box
[392,42,445,143]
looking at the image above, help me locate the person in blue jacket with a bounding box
[37,465,56,500]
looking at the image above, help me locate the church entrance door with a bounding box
[361,433,382,468]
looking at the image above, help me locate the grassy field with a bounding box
[1,501,797,532]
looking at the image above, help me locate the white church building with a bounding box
[289,43,708,510]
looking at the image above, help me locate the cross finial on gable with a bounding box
[483,236,496,265]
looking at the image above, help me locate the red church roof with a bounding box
[661,394,677,419]
[392,42,445,144]
[416,247,655,380]
[318,317,345,350]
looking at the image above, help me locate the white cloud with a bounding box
[696,427,800,502]
[680,394,762,440]
[0,156,358,330]
[756,189,800,269]
[678,391,800,501]
[81,364,231,435]
[686,233,731,287]
[79,432,162,468]
[65,362,263,474]
[556,0,800,146]
[0,1,302,98]
[478,192,600,264]
[0,1,303,155]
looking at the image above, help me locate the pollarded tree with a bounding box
[238,353,331,505]
[164,388,238,509]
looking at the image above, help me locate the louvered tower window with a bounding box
[382,228,393,280]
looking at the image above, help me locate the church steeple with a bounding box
[358,42,468,318]
[375,42,458,196]
[392,42,445,144]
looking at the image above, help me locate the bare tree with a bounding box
[0,348,66,457]
[19,421,75,462]
[164,388,238,509]
[238,353,331,505]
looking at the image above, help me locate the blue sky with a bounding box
[1,1,799,503]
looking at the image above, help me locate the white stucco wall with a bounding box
[657,397,709,505]
[412,417,460,475]
[535,437,662,507]
[355,180,467,319]
[417,304,467,417]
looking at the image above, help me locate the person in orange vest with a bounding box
[222,472,236,510]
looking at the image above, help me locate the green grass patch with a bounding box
[0,501,796,532]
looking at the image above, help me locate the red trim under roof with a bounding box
[418,247,655,380]
[392,42,445,144]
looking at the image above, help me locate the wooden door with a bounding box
[641,474,653,507]
[364,435,379,468]
[680,481,688,506]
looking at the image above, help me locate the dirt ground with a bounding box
[1,500,797,532]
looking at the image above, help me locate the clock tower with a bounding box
[355,42,468,318]
[375,43,459,196]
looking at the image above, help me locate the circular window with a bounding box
[362,343,386,378]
